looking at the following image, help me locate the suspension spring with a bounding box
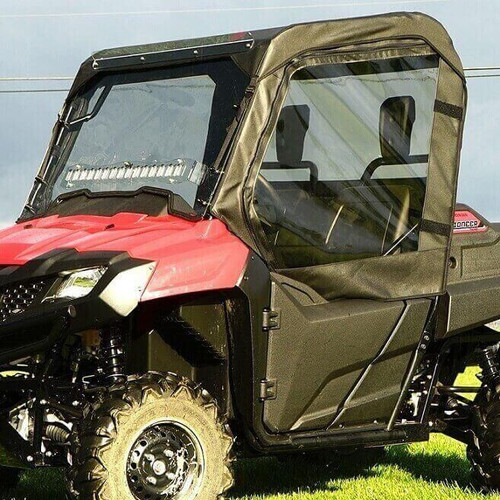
[99,326,126,382]
[45,424,70,444]
[480,344,500,391]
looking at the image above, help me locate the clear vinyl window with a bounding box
[24,59,250,220]
[252,55,439,269]
[54,75,216,205]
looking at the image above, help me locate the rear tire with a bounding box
[468,389,500,491]
[66,373,234,499]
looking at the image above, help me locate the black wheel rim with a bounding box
[127,421,204,499]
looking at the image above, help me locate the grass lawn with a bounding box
[2,369,500,499]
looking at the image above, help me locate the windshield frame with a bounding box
[20,57,250,222]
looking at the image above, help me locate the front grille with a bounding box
[0,280,47,323]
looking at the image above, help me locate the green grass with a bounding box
[2,436,495,500]
[2,368,499,499]
[230,437,485,500]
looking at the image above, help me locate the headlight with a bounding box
[44,267,107,302]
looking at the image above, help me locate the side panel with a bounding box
[263,280,431,433]
[444,278,500,335]
[129,294,230,412]
[263,276,406,433]
[331,299,431,427]
[444,224,500,336]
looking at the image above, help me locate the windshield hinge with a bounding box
[245,85,256,97]
[262,308,281,331]
[259,379,277,401]
[34,175,48,187]
[235,78,257,122]
[245,77,257,95]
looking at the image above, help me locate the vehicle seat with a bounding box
[255,103,319,251]
[260,104,318,187]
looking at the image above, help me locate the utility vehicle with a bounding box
[0,12,499,499]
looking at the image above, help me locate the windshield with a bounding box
[24,58,249,219]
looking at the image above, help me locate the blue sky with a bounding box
[0,0,498,225]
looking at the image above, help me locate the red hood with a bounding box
[0,213,250,300]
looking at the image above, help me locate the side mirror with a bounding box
[379,96,415,163]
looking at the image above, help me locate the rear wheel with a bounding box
[67,373,234,499]
[468,389,500,491]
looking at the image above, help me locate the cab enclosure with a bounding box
[3,11,500,500]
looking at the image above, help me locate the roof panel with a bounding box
[69,12,464,99]
[256,12,464,78]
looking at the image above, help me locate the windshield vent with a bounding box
[63,160,206,190]
[0,280,48,323]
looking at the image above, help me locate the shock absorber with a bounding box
[45,424,70,444]
[480,344,500,392]
[99,326,126,383]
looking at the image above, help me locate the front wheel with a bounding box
[66,373,234,500]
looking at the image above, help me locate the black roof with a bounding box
[68,12,463,100]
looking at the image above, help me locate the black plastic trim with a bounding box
[92,37,254,72]
[0,249,152,363]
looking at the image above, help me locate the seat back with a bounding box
[261,104,318,183]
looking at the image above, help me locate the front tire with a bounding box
[468,388,500,491]
[67,373,234,499]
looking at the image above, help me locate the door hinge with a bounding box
[259,379,277,401]
[262,308,281,331]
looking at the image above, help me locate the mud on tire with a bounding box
[468,389,500,491]
[66,373,234,500]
